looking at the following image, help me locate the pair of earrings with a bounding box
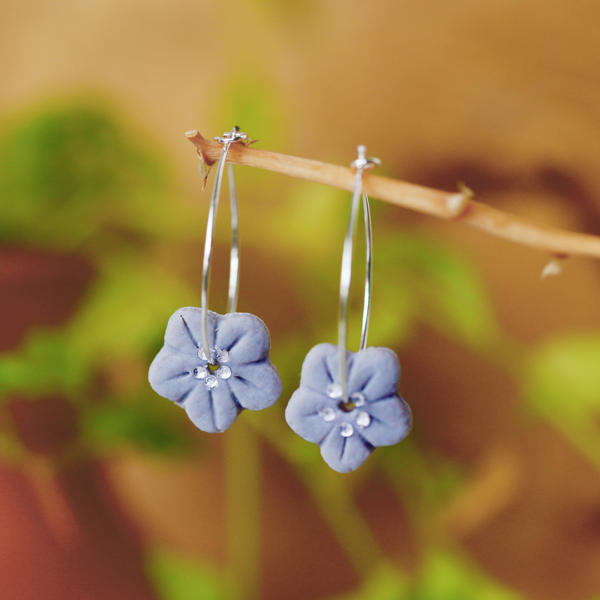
[148,128,412,473]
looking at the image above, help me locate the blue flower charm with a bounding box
[149,307,282,433]
[285,343,412,473]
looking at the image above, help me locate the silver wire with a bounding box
[360,193,373,351]
[338,146,380,401]
[227,162,240,314]
[200,127,245,364]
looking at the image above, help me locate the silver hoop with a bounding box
[338,145,380,401]
[200,126,246,364]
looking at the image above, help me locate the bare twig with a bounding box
[186,130,600,259]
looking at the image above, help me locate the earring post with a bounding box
[337,146,379,402]
[200,127,246,363]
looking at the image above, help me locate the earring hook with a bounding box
[200,126,246,364]
[338,145,380,401]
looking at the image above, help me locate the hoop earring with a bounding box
[149,127,282,433]
[285,146,412,472]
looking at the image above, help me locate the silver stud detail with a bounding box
[215,347,229,363]
[339,423,354,437]
[319,407,336,422]
[355,411,371,428]
[351,392,366,407]
[204,375,218,389]
[217,365,231,380]
[192,366,208,379]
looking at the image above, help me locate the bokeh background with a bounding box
[2,1,600,599]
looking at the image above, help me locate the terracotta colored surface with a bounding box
[0,249,156,599]
[0,247,93,351]
[0,458,157,600]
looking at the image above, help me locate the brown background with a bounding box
[2,1,600,599]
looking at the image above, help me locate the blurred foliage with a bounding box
[148,549,232,600]
[4,96,600,600]
[0,329,88,397]
[328,552,520,600]
[405,551,521,600]
[373,233,501,351]
[214,71,288,154]
[327,564,408,600]
[67,255,194,363]
[0,98,187,250]
[527,333,600,424]
[0,99,198,459]
[526,332,600,469]
[82,398,192,456]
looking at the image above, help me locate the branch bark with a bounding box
[186,130,600,260]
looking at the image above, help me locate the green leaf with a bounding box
[376,234,500,350]
[326,564,409,600]
[0,98,186,250]
[148,549,232,600]
[212,72,287,152]
[0,432,26,464]
[66,256,196,364]
[409,551,521,600]
[525,333,600,474]
[0,330,90,399]
[526,333,600,423]
[83,400,191,455]
[327,551,519,600]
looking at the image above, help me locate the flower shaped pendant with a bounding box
[285,343,412,473]
[149,307,282,433]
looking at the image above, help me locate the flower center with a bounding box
[338,399,356,412]
[337,391,366,412]
[322,386,371,432]
[192,350,232,389]
[198,346,230,364]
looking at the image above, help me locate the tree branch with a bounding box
[186,130,600,260]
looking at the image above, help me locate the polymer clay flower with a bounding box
[286,343,411,473]
[149,307,282,433]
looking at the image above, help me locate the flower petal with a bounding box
[151,307,282,432]
[285,386,336,444]
[300,343,349,395]
[359,396,412,447]
[319,426,373,473]
[347,347,400,401]
[183,382,240,433]
[227,360,282,411]
[215,312,272,366]
[148,346,196,403]
[164,307,218,355]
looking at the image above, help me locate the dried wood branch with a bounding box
[186,130,600,260]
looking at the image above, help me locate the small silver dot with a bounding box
[192,366,208,379]
[204,375,218,389]
[327,383,343,399]
[215,347,229,363]
[351,392,366,407]
[339,423,354,437]
[319,407,336,422]
[355,411,371,428]
[217,365,231,379]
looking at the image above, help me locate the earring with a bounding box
[285,146,412,472]
[149,127,282,433]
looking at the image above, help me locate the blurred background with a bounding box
[2,1,600,599]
